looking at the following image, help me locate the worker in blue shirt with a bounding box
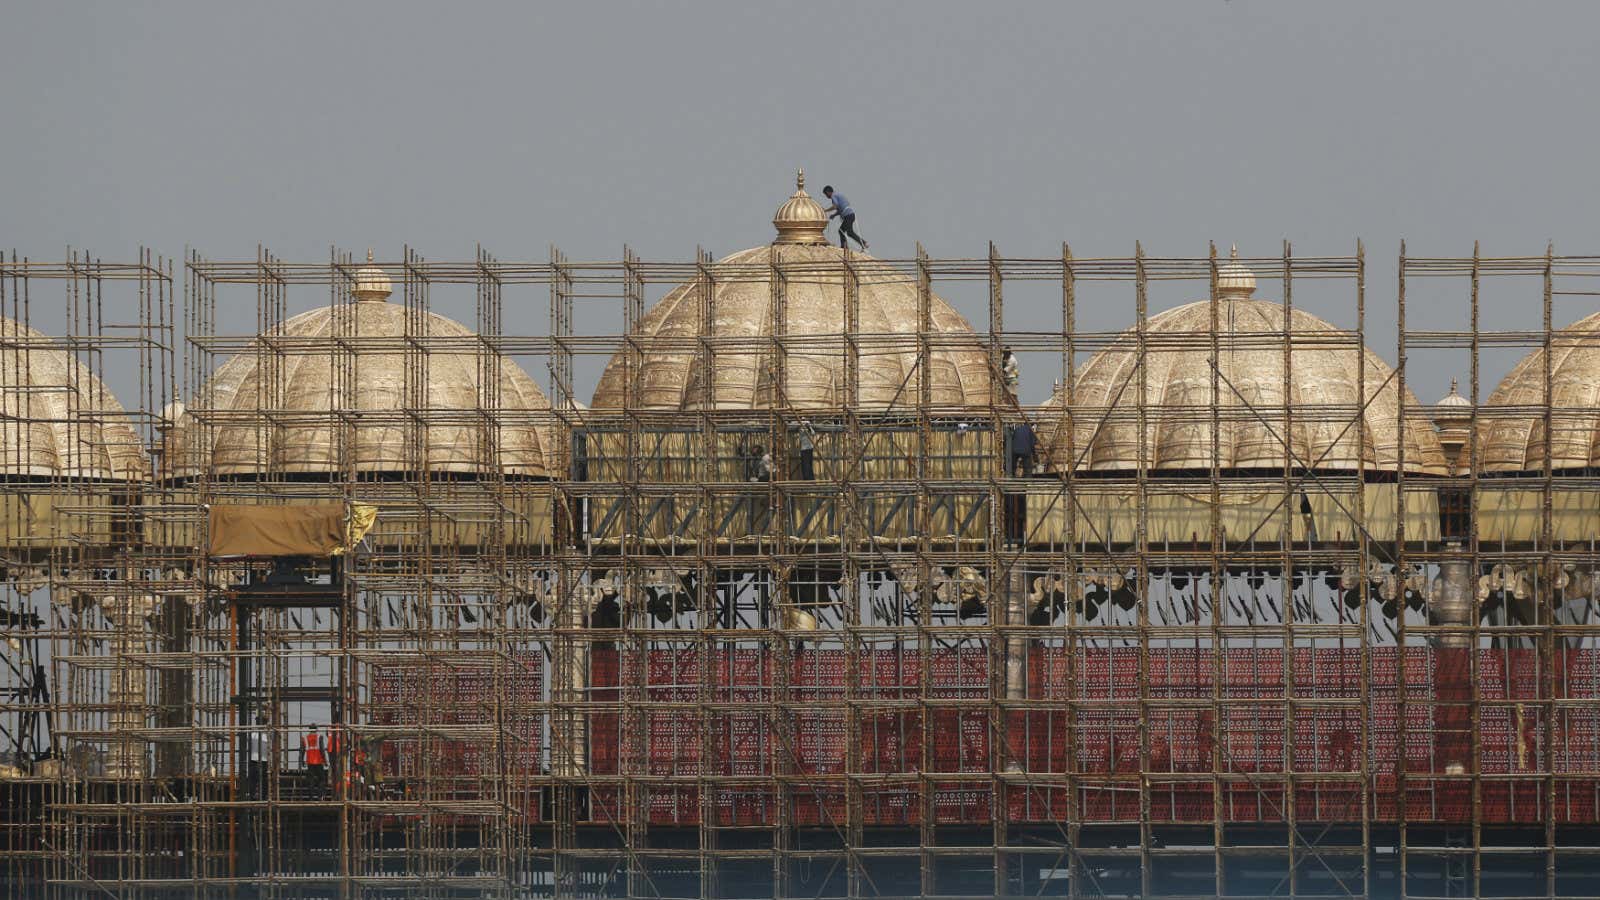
[821,186,868,251]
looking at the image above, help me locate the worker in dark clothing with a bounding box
[1009,421,1036,477]
[571,429,589,482]
[821,186,868,251]
[737,440,757,482]
[746,444,774,534]
[326,720,347,797]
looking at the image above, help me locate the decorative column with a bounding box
[1433,546,1475,775]
[1003,566,1027,773]
[550,571,595,779]
[100,592,156,780]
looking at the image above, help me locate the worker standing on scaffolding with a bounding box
[326,719,346,798]
[1009,420,1036,478]
[1002,347,1020,399]
[821,186,868,251]
[796,420,817,480]
[302,724,326,798]
[247,716,271,800]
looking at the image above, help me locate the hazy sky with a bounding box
[5,1,1598,408]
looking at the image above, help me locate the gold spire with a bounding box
[772,169,829,245]
[1216,244,1256,300]
[352,248,392,302]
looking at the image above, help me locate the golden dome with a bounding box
[592,177,991,411]
[0,317,147,480]
[772,170,830,245]
[166,299,552,478]
[1041,296,1449,475]
[1479,311,1600,472]
[592,246,991,410]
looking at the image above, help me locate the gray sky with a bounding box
[4,0,1598,409]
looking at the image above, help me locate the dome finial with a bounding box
[1450,378,1459,393]
[772,169,829,245]
[1230,244,1239,260]
[352,250,392,302]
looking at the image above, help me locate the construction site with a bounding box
[4,174,1600,899]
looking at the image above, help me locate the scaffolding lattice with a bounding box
[0,241,1599,898]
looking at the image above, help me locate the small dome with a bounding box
[1437,380,1471,412]
[593,176,991,411]
[1433,380,1472,475]
[772,170,830,245]
[1434,380,1472,430]
[1216,246,1257,299]
[166,297,552,478]
[352,250,392,302]
[1041,296,1449,475]
[0,317,146,480]
[1479,311,1600,472]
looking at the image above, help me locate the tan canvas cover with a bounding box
[208,503,359,557]
[1476,488,1600,543]
[0,489,122,550]
[1025,483,1441,545]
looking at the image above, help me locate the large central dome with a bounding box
[166,256,552,478]
[1042,250,1448,475]
[591,172,991,411]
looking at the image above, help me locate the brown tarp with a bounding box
[207,503,348,557]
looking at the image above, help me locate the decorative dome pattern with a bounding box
[167,291,552,478]
[0,317,146,480]
[1479,311,1600,472]
[1041,294,1448,475]
[592,176,992,411]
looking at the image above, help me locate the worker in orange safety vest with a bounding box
[326,720,348,795]
[302,724,327,797]
[341,739,370,795]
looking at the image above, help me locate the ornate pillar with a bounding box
[1433,546,1474,775]
[100,592,156,780]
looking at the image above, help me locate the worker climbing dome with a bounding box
[591,171,991,411]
